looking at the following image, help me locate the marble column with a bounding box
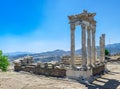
[87,27,92,67]
[102,34,105,63]
[99,36,103,63]
[95,48,97,62]
[81,23,87,69]
[70,23,75,69]
[91,25,96,66]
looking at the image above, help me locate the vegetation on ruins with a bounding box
[0,50,9,71]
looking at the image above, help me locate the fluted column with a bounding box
[91,25,96,66]
[70,23,75,69]
[87,27,92,67]
[81,24,87,69]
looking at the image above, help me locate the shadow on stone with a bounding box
[106,71,120,75]
[85,77,120,89]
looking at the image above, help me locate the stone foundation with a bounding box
[66,64,105,83]
[14,66,22,72]
[14,65,66,77]
[66,69,92,81]
[92,64,105,76]
[34,67,66,77]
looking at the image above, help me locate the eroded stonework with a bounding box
[67,10,106,83]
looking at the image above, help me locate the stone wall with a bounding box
[34,67,66,77]
[61,55,82,66]
[14,65,66,77]
[92,65,105,76]
[14,66,22,72]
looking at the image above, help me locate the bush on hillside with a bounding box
[0,50,9,71]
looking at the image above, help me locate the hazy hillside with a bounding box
[106,43,120,54]
[6,43,120,62]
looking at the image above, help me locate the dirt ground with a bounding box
[0,64,120,89]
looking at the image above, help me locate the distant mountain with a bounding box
[105,43,120,55]
[74,43,120,55]
[6,43,120,62]
[38,49,69,56]
[4,52,33,56]
[30,50,70,62]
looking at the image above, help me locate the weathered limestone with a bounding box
[61,55,82,66]
[81,23,87,69]
[70,23,75,68]
[68,10,106,77]
[99,34,105,63]
[99,36,103,63]
[102,34,105,63]
[95,48,97,62]
[68,10,97,69]
[66,69,92,81]
[91,25,96,66]
[87,26,92,67]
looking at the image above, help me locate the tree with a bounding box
[105,49,110,56]
[0,50,9,71]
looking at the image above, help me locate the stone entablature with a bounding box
[68,10,96,26]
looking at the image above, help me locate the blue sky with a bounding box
[0,0,120,53]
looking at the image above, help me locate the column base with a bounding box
[99,62,105,66]
[66,63,106,84]
[91,64,97,68]
[80,65,90,71]
[69,65,76,70]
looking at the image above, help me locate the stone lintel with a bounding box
[68,10,96,24]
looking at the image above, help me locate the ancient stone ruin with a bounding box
[13,56,66,77]
[66,10,106,83]
[13,10,106,84]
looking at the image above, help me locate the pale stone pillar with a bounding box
[70,23,75,69]
[91,25,96,66]
[87,27,92,67]
[94,47,97,65]
[99,36,103,63]
[81,23,87,69]
[102,34,105,63]
[95,48,97,62]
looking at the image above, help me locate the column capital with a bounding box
[70,23,75,30]
[91,25,96,32]
[87,25,92,31]
[102,34,105,38]
[82,21,89,26]
[81,21,89,30]
[100,36,102,41]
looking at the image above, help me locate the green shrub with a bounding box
[105,49,110,56]
[0,50,9,71]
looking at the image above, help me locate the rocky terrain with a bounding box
[0,63,120,89]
